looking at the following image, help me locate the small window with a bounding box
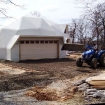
[36,41,39,44]
[54,41,57,43]
[40,41,44,43]
[20,41,24,44]
[30,41,34,44]
[49,41,53,43]
[45,41,48,44]
[26,41,29,44]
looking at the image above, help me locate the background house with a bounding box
[0,16,71,62]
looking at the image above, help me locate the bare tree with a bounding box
[0,0,25,18]
[31,11,41,17]
[84,3,105,47]
[76,19,87,44]
[76,0,105,45]
[68,19,77,43]
[69,19,89,44]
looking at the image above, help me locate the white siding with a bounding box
[0,48,7,60]
[59,44,66,58]
[6,35,20,61]
[11,44,19,62]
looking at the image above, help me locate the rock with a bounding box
[84,89,105,100]
[84,89,97,97]
[78,83,89,92]
[70,86,78,93]
[72,78,86,86]
[86,89,97,93]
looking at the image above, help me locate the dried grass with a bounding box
[69,53,82,60]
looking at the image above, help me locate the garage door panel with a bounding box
[20,42,57,60]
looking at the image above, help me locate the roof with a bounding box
[0,16,69,48]
[58,24,67,33]
[3,16,65,36]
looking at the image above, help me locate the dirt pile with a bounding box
[0,71,4,75]
[25,86,77,101]
[26,87,60,101]
[25,80,78,101]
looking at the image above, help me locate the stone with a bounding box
[84,89,105,100]
[72,78,86,86]
[78,83,89,92]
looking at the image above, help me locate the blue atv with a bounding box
[76,46,105,69]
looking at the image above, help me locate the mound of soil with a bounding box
[25,80,78,101]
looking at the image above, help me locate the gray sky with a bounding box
[0,0,84,25]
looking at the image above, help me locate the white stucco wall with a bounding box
[0,48,7,60]
[6,35,20,61]
[11,43,19,62]
[59,43,66,58]
[0,29,16,48]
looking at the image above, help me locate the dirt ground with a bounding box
[0,53,105,104]
[0,58,102,91]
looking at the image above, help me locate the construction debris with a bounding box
[78,83,89,92]
[25,72,105,102]
[84,89,105,101]
[86,73,105,89]
[71,73,105,102]
[72,78,86,86]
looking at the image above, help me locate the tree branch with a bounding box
[0,0,25,19]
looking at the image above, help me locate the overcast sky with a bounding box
[0,0,84,26]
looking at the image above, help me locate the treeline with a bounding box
[69,1,105,47]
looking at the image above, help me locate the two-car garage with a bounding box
[19,39,59,60]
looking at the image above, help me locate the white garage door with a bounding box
[20,40,58,60]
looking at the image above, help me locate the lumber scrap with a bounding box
[86,74,105,89]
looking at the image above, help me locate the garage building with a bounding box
[0,16,71,62]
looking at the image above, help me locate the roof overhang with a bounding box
[61,43,85,51]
